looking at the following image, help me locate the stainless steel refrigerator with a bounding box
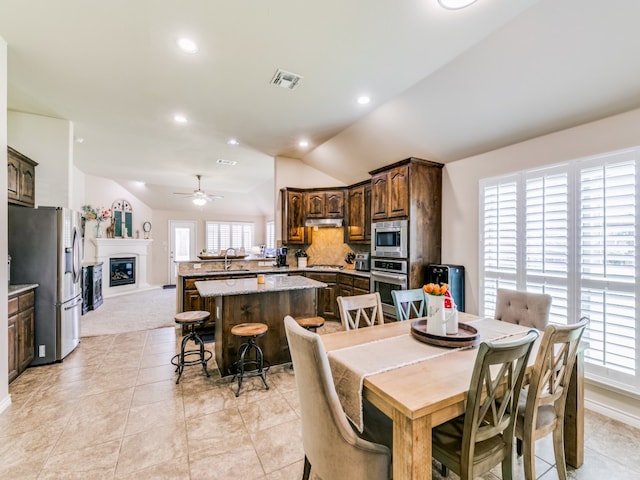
[8,205,83,365]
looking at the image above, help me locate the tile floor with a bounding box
[1,321,639,479]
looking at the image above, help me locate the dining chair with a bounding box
[391,288,426,321]
[514,317,589,480]
[494,288,552,330]
[337,292,384,331]
[432,329,539,480]
[283,316,392,480]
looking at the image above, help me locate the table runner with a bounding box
[327,318,531,431]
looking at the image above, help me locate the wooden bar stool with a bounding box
[171,311,212,384]
[295,316,325,332]
[230,322,270,397]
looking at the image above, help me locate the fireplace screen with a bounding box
[110,257,136,287]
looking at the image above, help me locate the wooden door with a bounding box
[306,192,325,217]
[364,183,372,241]
[7,156,20,202]
[18,308,35,372]
[324,190,344,217]
[371,172,389,220]
[284,190,306,244]
[348,186,365,242]
[387,165,409,218]
[19,162,36,206]
[8,315,17,383]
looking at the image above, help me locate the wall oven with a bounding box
[371,220,408,258]
[370,258,408,317]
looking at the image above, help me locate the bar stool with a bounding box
[171,311,212,384]
[230,322,270,397]
[295,316,325,332]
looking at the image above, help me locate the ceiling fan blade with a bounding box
[173,192,193,196]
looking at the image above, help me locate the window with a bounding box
[479,148,639,393]
[205,221,254,252]
[266,221,275,249]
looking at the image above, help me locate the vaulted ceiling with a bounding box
[1,0,639,215]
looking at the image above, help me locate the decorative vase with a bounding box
[426,294,447,336]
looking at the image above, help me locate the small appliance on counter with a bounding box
[426,264,465,312]
[354,252,370,272]
[276,247,289,267]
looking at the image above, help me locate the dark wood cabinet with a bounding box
[305,272,337,320]
[347,181,371,243]
[82,262,103,314]
[337,272,370,298]
[370,157,444,290]
[8,146,38,208]
[306,189,345,218]
[371,164,409,220]
[281,188,306,244]
[8,287,36,383]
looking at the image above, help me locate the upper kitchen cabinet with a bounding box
[7,146,38,208]
[346,180,371,243]
[305,189,345,218]
[371,164,409,220]
[281,188,306,244]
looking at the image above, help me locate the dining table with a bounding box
[321,313,584,480]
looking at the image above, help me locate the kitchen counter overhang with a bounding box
[195,275,327,297]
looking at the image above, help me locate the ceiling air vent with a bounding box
[216,159,237,166]
[270,69,303,90]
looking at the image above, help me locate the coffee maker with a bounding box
[276,247,288,267]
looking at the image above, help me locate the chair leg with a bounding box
[302,455,311,480]
[441,464,448,477]
[552,426,568,480]
[522,436,536,480]
[501,444,514,480]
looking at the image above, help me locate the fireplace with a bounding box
[110,257,136,287]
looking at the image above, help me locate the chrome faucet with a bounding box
[224,248,237,270]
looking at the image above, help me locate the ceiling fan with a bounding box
[173,174,223,206]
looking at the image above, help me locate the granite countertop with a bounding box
[195,275,328,297]
[180,267,370,279]
[9,283,39,297]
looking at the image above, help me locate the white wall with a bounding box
[442,107,640,425]
[0,36,9,411]
[150,209,267,286]
[82,174,153,263]
[7,111,74,209]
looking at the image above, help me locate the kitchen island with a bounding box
[196,275,327,375]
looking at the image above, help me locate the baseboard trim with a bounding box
[0,393,12,414]
[585,398,640,429]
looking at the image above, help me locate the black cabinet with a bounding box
[82,262,103,314]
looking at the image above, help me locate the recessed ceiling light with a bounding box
[173,114,188,124]
[227,138,239,146]
[177,37,198,54]
[357,96,371,105]
[298,140,309,148]
[438,0,478,10]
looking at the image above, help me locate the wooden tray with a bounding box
[197,254,248,260]
[410,319,480,348]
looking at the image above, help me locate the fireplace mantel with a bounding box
[92,238,153,297]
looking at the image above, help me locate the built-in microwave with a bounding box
[371,220,408,258]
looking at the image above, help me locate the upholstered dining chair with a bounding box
[494,288,552,330]
[515,317,589,480]
[432,330,539,480]
[391,288,426,321]
[283,316,392,480]
[337,292,384,331]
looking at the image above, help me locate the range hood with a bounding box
[305,218,343,228]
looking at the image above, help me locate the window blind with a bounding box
[205,221,255,252]
[479,148,639,393]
